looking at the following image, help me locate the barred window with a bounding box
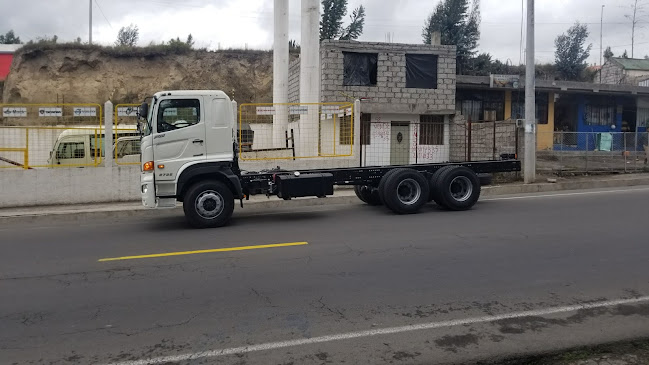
[585,105,615,126]
[637,107,649,128]
[340,115,353,145]
[361,113,371,145]
[511,92,549,124]
[419,115,444,145]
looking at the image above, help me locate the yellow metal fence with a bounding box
[114,104,141,165]
[238,102,355,161]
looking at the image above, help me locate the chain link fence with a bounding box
[238,102,354,161]
[538,131,649,174]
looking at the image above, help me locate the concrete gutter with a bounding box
[1,174,648,224]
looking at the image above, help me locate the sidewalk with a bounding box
[1,173,648,221]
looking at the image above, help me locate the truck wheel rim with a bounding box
[397,178,421,205]
[196,190,224,219]
[449,176,473,202]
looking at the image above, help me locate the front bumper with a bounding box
[141,172,156,208]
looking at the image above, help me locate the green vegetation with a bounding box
[422,0,480,74]
[0,30,21,44]
[320,0,366,41]
[554,22,592,81]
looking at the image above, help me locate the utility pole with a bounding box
[600,5,604,83]
[89,0,93,45]
[524,0,536,183]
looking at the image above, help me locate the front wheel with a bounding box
[183,181,234,228]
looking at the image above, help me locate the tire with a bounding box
[428,166,455,205]
[353,185,368,203]
[183,180,235,228]
[379,168,430,215]
[436,167,481,211]
[354,185,382,206]
[377,168,403,205]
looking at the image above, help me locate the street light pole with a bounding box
[600,5,604,83]
[524,0,536,183]
[89,0,93,45]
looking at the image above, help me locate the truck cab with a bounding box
[140,90,240,211]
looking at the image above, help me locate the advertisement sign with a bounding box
[39,107,63,117]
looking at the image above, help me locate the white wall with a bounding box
[0,127,63,167]
[0,166,140,208]
[362,113,450,166]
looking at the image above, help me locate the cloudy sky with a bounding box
[1,0,648,65]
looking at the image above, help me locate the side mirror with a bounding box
[138,102,149,119]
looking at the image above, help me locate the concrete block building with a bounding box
[289,40,457,166]
[601,58,649,86]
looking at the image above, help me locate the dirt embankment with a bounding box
[2,46,274,105]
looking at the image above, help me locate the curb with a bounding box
[1,175,648,224]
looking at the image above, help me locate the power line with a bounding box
[94,0,113,29]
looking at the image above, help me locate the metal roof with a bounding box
[456,75,649,96]
[611,57,649,71]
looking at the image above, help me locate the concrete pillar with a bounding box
[104,101,113,168]
[273,0,289,148]
[298,0,321,157]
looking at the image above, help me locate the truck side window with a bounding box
[157,99,201,132]
[58,142,85,159]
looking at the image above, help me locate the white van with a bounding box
[47,126,141,167]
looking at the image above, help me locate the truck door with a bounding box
[152,97,206,182]
[205,97,235,161]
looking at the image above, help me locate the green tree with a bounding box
[554,22,592,80]
[320,0,347,40]
[186,34,194,48]
[422,0,480,73]
[0,30,21,44]
[339,5,366,40]
[116,24,139,47]
[622,49,629,58]
[320,0,365,41]
[604,46,614,60]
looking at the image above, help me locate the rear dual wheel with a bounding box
[354,185,382,206]
[378,168,430,214]
[430,166,481,211]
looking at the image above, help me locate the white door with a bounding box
[390,122,410,165]
[205,97,235,162]
[152,97,206,182]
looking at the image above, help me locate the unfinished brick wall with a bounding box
[318,40,456,114]
[288,59,300,104]
[449,117,519,162]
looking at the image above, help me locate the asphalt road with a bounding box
[2,187,649,365]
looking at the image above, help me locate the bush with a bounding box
[16,42,203,59]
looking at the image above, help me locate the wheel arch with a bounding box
[176,162,243,202]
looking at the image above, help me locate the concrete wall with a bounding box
[0,166,140,208]
[601,61,625,84]
[449,116,518,162]
[319,40,456,114]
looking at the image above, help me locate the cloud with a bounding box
[1,0,648,63]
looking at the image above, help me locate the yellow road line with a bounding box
[98,242,308,262]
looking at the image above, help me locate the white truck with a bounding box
[139,90,521,228]
[47,126,141,167]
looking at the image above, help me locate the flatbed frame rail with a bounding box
[240,160,521,192]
